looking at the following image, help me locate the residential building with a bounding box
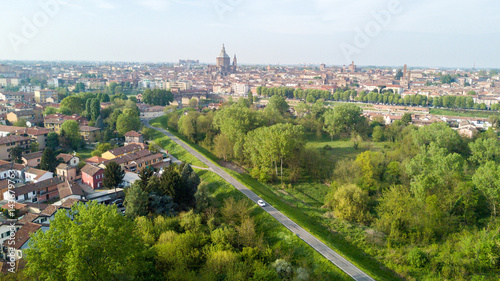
[56,153,79,167]
[5,177,64,203]
[21,151,43,167]
[34,90,58,103]
[139,106,165,119]
[56,163,77,181]
[101,143,145,160]
[79,126,101,142]
[1,222,46,262]
[43,114,88,134]
[0,135,31,161]
[81,164,105,189]
[124,130,143,145]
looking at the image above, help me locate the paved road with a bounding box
[146,121,375,281]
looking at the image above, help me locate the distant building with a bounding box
[124,131,144,145]
[34,90,58,103]
[208,45,237,76]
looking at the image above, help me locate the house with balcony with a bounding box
[4,177,64,204]
[0,135,31,161]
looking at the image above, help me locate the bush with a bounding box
[323,144,333,151]
[407,248,429,268]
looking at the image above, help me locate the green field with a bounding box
[430,108,500,118]
[305,133,386,162]
[149,116,400,281]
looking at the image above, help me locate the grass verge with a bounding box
[148,122,208,168]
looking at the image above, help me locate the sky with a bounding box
[0,0,499,68]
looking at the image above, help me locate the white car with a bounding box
[257,200,266,207]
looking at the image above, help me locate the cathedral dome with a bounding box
[218,44,230,59]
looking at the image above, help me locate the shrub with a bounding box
[407,248,429,268]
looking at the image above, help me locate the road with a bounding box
[145,121,375,281]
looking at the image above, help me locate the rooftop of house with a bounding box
[2,222,41,249]
[80,164,103,177]
[58,180,85,199]
[22,151,43,161]
[57,153,76,164]
[12,177,63,197]
[106,143,143,156]
[0,135,31,145]
[124,130,142,137]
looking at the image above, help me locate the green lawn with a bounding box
[305,133,387,162]
[148,122,208,168]
[430,108,500,118]
[75,148,93,161]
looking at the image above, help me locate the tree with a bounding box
[43,106,57,116]
[60,96,84,114]
[103,162,124,196]
[248,91,253,105]
[394,69,403,80]
[124,182,149,218]
[95,115,104,129]
[180,164,200,208]
[13,118,27,127]
[178,111,200,142]
[10,146,23,164]
[25,201,149,280]
[188,98,198,108]
[267,95,289,116]
[372,126,385,142]
[324,184,371,223]
[323,103,367,140]
[61,120,82,149]
[40,148,58,172]
[469,137,500,166]
[401,113,412,125]
[116,108,141,135]
[411,122,467,155]
[213,104,262,159]
[473,161,500,216]
[30,142,39,152]
[213,134,234,161]
[46,132,59,150]
[160,165,184,207]
[91,98,101,121]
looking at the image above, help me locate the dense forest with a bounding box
[162,95,500,280]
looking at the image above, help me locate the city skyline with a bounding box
[1,0,499,68]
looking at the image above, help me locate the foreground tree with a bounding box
[25,202,150,280]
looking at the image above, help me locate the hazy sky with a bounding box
[0,0,499,68]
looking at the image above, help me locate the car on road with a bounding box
[257,200,266,207]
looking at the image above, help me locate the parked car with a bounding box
[111,199,124,208]
[257,200,266,207]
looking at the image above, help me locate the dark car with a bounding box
[111,199,124,208]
